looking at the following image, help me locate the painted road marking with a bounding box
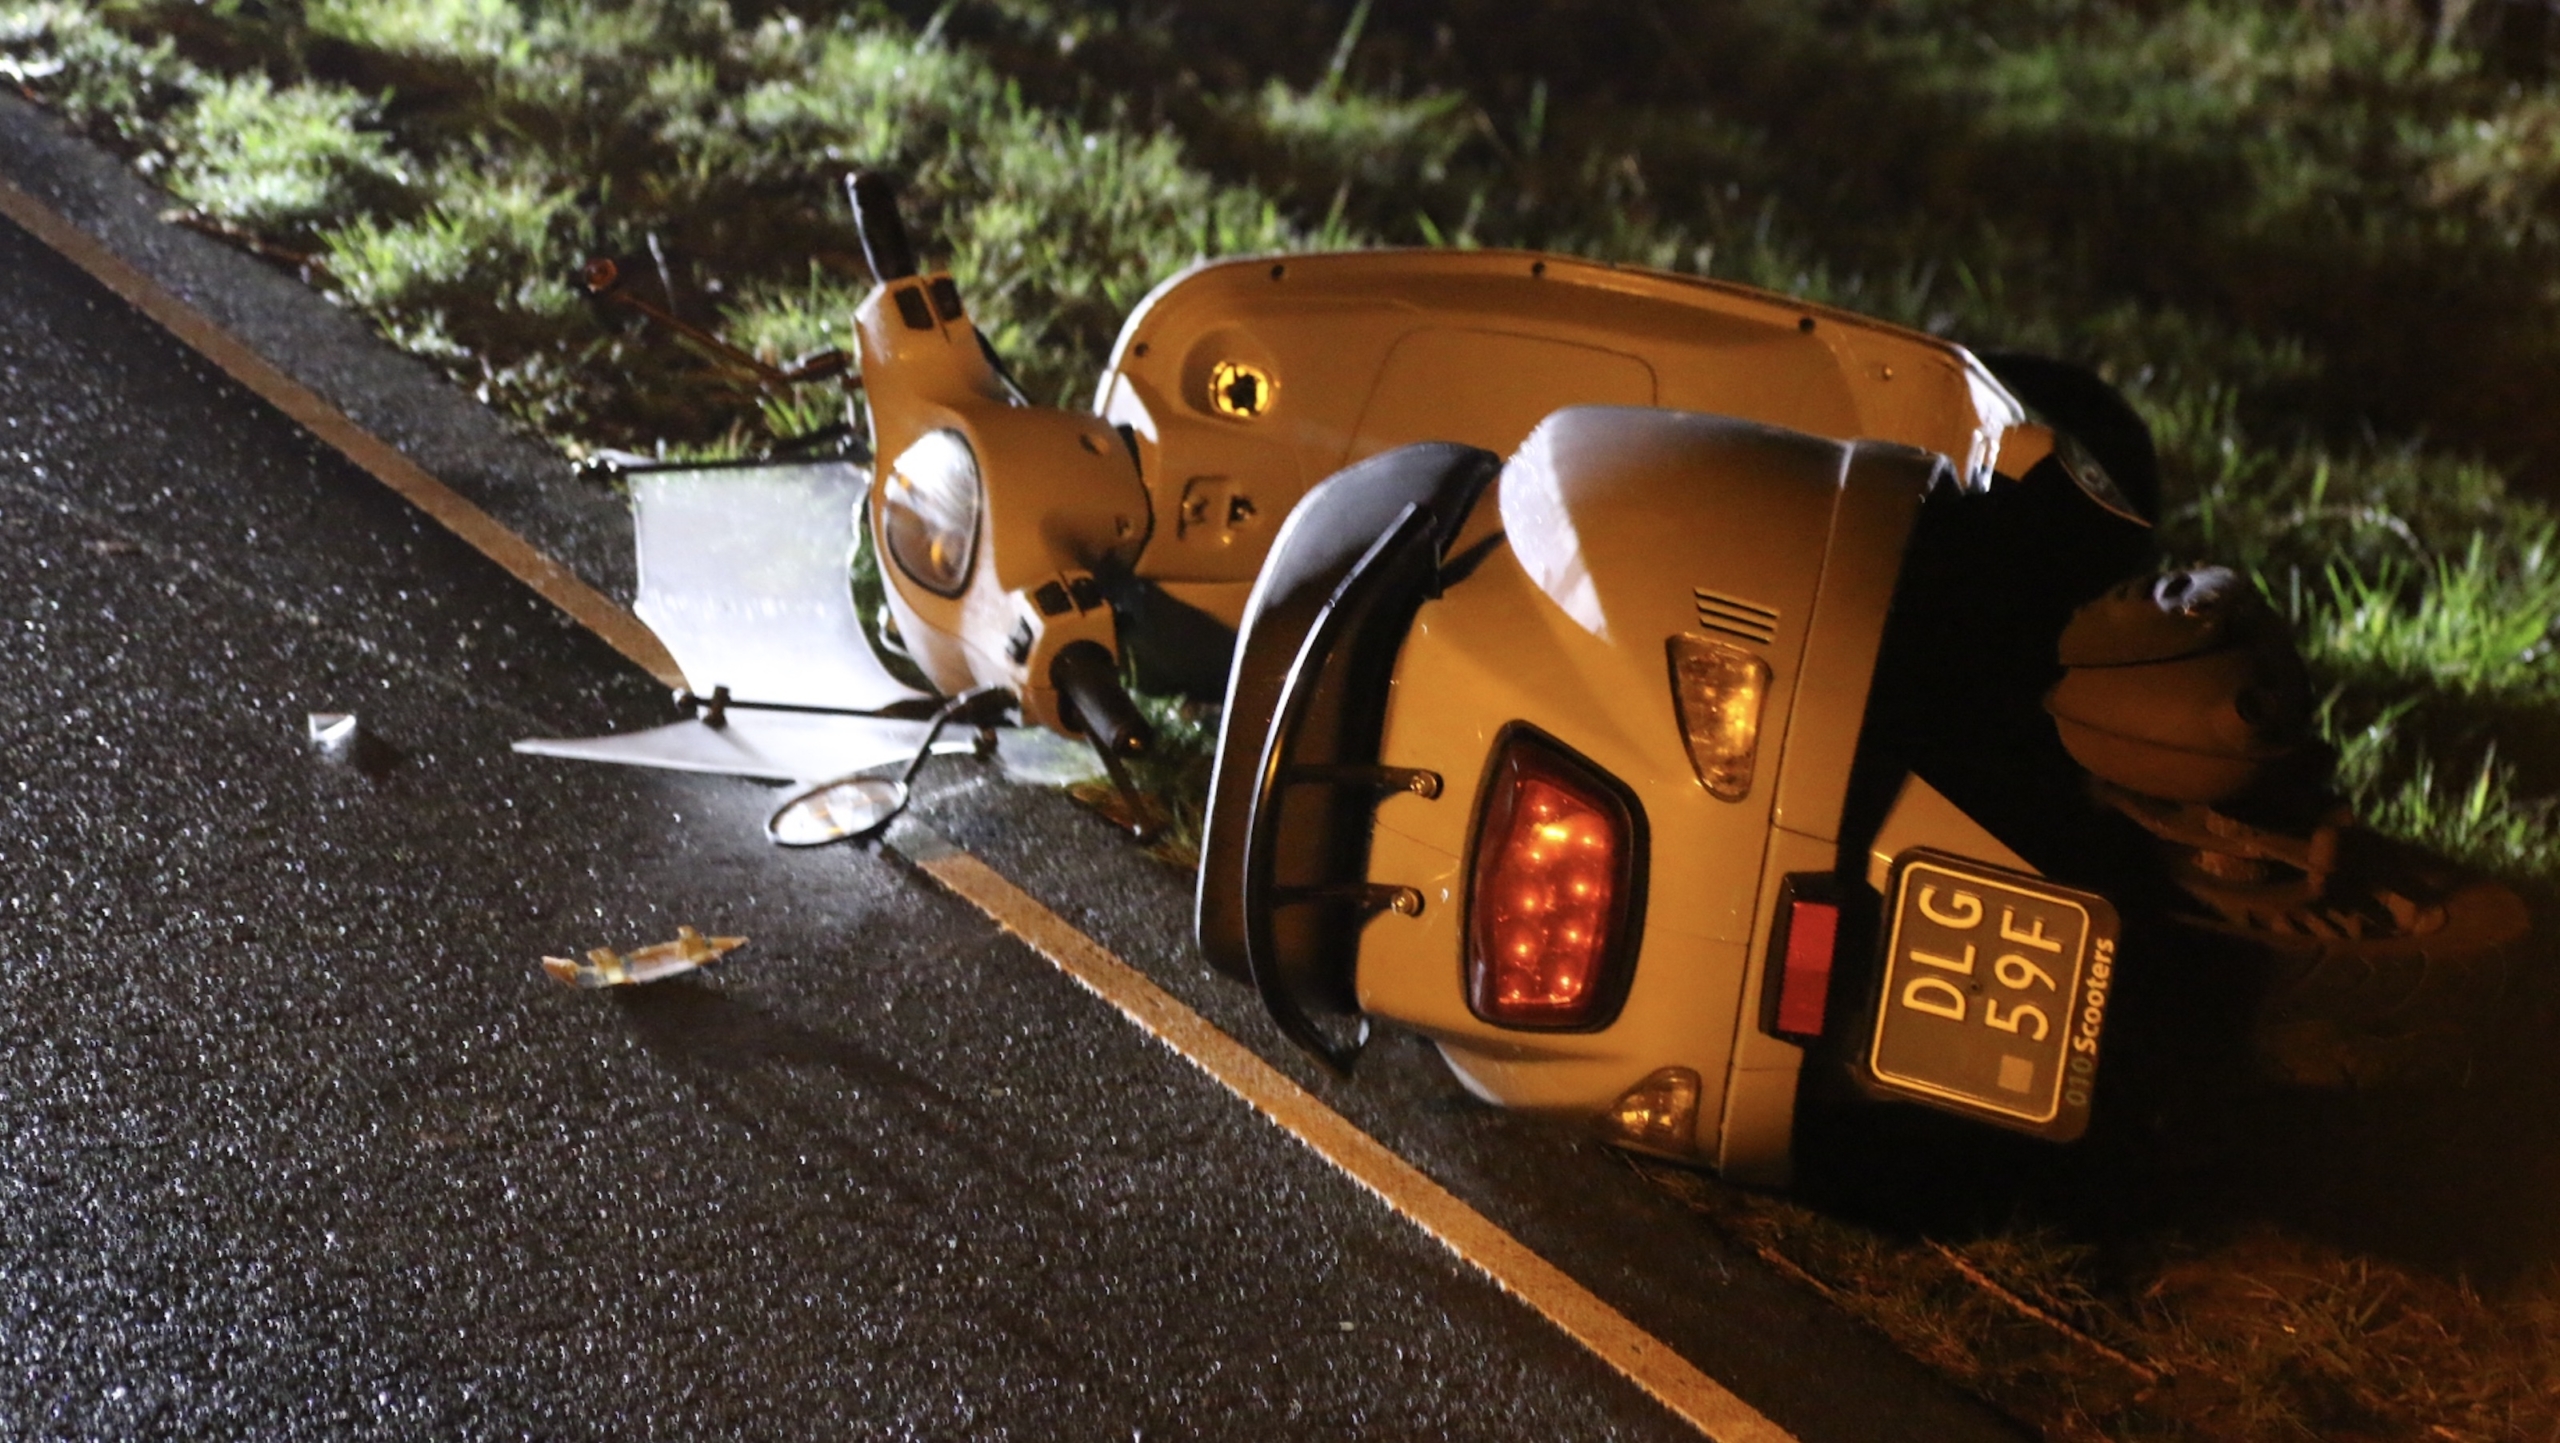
[0,175,684,690]
[887,822,1792,1442]
[4,175,1797,1443]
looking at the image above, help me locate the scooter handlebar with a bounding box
[1049,641,1154,759]
[845,173,918,283]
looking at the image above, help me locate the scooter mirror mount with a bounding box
[578,255,851,390]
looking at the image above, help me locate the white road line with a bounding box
[888,823,1795,1442]
[4,176,1799,1443]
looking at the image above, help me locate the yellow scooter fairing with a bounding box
[1094,248,2025,629]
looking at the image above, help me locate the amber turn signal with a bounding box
[1667,634,1770,801]
[1599,1067,1702,1159]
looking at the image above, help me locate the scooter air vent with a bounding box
[1465,730,1646,1030]
[1693,587,1778,646]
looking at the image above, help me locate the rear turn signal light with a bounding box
[1667,634,1770,802]
[1599,1067,1701,1159]
[1465,731,1643,1029]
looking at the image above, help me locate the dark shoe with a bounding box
[2093,781,2529,1088]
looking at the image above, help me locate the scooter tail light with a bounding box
[1667,634,1771,801]
[1465,732,1641,1029]
[1766,877,1840,1042]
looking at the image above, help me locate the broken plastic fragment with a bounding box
[629,460,925,710]
[542,926,745,988]
[308,712,359,753]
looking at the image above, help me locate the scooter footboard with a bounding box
[1195,443,1500,1070]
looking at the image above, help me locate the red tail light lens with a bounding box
[1466,732,1643,1029]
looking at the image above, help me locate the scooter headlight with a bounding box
[881,428,982,598]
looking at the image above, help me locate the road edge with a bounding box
[0,174,684,688]
[1,168,1799,1443]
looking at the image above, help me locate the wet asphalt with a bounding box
[0,95,2023,1441]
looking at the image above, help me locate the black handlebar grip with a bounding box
[845,172,918,283]
[1049,641,1154,759]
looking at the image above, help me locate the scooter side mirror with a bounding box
[769,775,907,846]
[765,686,1012,846]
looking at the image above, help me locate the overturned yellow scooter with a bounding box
[534,173,2522,1186]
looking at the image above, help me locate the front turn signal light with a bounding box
[1465,730,1643,1029]
[1667,634,1771,802]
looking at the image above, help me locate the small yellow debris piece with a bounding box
[542,926,747,989]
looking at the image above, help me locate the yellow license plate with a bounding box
[1866,850,2120,1142]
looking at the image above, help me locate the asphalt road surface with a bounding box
[0,98,2022,1441]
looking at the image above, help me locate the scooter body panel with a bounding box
[1095,250,2019,625]
[1349,408,1944,1178]
[856,277,1148,727]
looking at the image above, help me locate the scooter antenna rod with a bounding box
[580,258,848,388]
[846,172,919,283]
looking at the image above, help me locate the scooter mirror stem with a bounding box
[846,173,919,284]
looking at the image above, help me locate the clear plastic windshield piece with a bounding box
[631,459,925,712]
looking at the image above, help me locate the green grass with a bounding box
[2294,529,2560,700]
[2267,514,2560,874]
[164,72,410,229]
[1686,1168,2560,1441]
[11,1,2560,1435]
